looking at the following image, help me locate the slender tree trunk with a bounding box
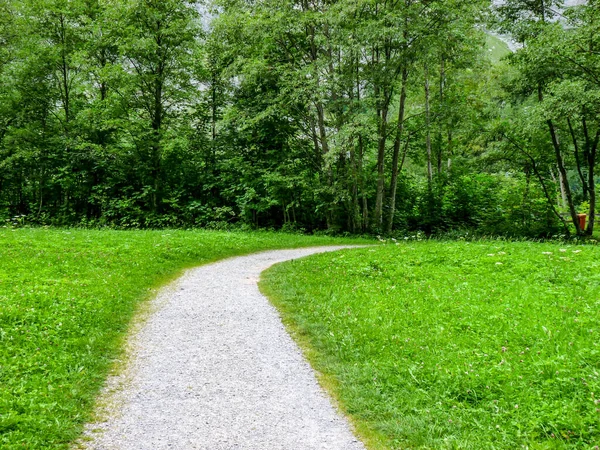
[548,119,581,233]
[358,135,368,232]
[315,108,329,154]
[400,136,410,172]
[306,19,333,228]
[447,128,453,171]
[537,85,579,232]
[292,199,297,224]
[355,58,368,232]
[373,42,387,229]
[437,56,445,175]
[549,168,563,209]
[37,172,44,218]
[523,168,531,228]
[586,129,599,235]
[211,72,217,142]
[425,63,433,185]
[567,118,588,200]
[61,56,70,124]
[349,141,359,234]
[348,57,360,233]
[313,76,332,227]
[504,133,570,234]
[59,14,70,126]
[315,103,334,228]
[557,166,568,210]
[310,121,321,164]
[373,71,384,227]
[535,165,570,235]
[375,102,388,229]
[151,68,164,213]
[58,14,72,215]
[373,40,395,230]
[386,67,409,234]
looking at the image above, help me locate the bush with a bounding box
[406,172,562,238]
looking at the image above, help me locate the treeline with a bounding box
[0,0,598,236]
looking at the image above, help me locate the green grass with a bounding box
[261,241,600,449]
[0,228,367,449]
[486,34,512,64]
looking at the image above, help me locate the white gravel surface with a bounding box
[82,247,365,450]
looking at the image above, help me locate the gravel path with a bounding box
[82,247,365,450]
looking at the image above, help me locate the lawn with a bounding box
[261,241,600,449]
[0,228,366,449]
[486,33,512,64]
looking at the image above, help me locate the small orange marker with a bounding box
[577,214,587,231]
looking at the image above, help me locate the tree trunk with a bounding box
[375,102,388,228]
[349,137,360,234]
[523,168,531,228]
[549,168,561,208]
[151,65,164,213]
[425,63,433,185]
[437,56,445,175]
[567,118,588,200]
[373,39,395,230]
[548,119,581,234]
[447,128,453,171]
[359,135,368,232]
[557,166,568,210]
[315,103,333,228]
[386,67,409,234]
[37,172,44,218]
[211,72,217,142]
[586,129,599,235]
[355,57,368,232]
[59,14,71,126]
[504,133,570,234]
[310,121,321,165]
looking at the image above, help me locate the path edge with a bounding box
[258,248,387,450]
[75,245,367,449]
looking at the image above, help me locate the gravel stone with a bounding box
[82,247,365,450]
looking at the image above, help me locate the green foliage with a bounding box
[387,171,562,238]
[435,173,562,237]
[0,228,368,448]
[262,242,600,449]
[0,0,597,237]
[492,0,600,236]
[493,0,565,44]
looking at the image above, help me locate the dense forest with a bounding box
[0,0,597,236]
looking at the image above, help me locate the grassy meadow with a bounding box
[261,241,600,449]
[485,34,512,64]
[0,228,366,449]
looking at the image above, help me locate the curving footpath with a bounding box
[83,247,365,450]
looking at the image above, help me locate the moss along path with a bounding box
[82,247,364,450]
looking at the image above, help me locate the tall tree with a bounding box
[119,0,199,213]
[494,0,596,235]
